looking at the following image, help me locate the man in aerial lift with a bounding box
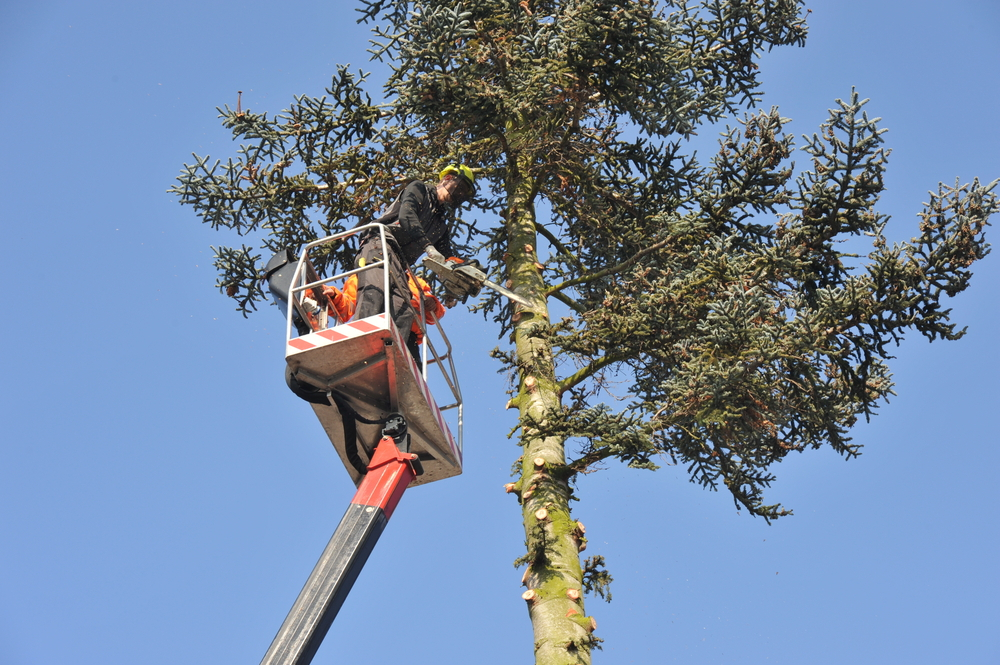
[354,163,478,357]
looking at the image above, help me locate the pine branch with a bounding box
[534,221,586,273]
[557,353,627,396]
[545,235,671,296]
[549,289,587,314]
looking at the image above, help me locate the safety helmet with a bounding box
[439,163,476,195]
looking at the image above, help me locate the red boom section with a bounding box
[350,436,418,518]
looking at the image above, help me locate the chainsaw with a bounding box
[421,256,532,308]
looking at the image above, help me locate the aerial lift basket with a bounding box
[277,224,463,487]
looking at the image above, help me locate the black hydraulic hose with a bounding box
[325,392,395,478]
[284,367,389,477]
[324,392,378,477]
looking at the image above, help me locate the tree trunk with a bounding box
[506,169,595,665]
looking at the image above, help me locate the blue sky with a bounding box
[1,2,997,664]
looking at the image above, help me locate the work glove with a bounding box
[424,244,446,265]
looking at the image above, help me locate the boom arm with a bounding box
[258,416,421,665]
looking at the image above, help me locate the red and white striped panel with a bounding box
[285,313,389,356]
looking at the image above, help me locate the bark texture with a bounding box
[507,169,595,664]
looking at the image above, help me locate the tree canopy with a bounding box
[172,1,994,663]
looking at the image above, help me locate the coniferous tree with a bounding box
[172,2,995,663]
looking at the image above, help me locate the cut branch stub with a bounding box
[522,589,538,602]
[566,588,581,600]
[535,507,549,521]
[533,457,546,468]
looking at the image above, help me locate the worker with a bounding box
[322,271,446,350]
[354,164,476,346]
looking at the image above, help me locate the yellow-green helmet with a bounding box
[439,163,476,194]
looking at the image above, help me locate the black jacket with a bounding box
[374,180,454,265]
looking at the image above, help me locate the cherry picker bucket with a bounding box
[267,224,463,487]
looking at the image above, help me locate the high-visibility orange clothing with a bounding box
[319,273,444,344]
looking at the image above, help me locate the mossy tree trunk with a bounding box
[506,165,594,663]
